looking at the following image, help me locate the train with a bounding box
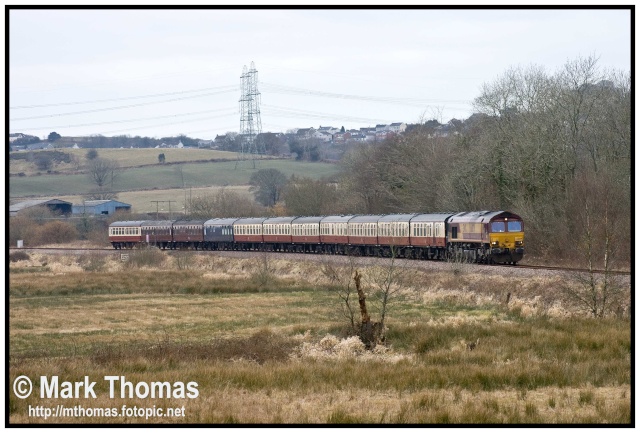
[108,211,525,264]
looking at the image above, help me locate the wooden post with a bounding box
[354,270,379,349]
[354,270,370,324]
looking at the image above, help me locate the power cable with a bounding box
[10,85,237,109]
[15,108,236,131]
[10,89,237,121]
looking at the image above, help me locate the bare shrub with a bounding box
[9,216,37,247]
[125,248,166,268]
[35,221,79,245]
[78,253,107,272]
[173,251,194,270]
[9,251,30,262]
[92,329,296,365]
[250,252,277,289]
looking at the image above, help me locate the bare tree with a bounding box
[249,168,287,207]
[84,189,119,201]
[189,188,266,219]
[283,177,339,216]
[562,171,629,317]
[321,254,363,334]
[369,246,409,342]
[88,158,119,189]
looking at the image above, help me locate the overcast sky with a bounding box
[8,7,632,140]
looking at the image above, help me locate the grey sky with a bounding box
[9,8,631,140]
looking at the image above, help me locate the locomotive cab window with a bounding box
[451,227,457,239]
[491,222,506,233]
[508,221,522,232]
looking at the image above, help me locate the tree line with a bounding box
[235,56,630,266]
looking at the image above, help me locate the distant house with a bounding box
[312,130,333,142]
[388,122,407,133]
[25,142,53,151]
[375,124,388,132]
[10,199,73,217]
[72,200,132,216]
[296,128,315,139]
[9,133,25,143]
[318,126,339,135]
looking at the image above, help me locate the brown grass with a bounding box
[8,253,631,424]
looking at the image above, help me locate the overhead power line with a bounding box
[260,82,473,107]
[99,112,237,135]
[10,89,237,121]
[262,104,390,124]
[10,85,237,109]
[13,108,237,131]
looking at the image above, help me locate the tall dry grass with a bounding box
[8,253,631,424]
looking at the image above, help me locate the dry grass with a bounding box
[8,253,631,424]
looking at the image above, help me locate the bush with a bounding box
[9,251,30,262]
[9,216,37,247]
[86,149,99,160]
[35,221,79,245]
[125,248,166,268]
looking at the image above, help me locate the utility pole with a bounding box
[150,200,177,220]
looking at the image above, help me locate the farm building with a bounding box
[9,199,73,217]
[72,200,132,216]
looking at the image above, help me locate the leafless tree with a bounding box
[283,177,339,216]
[189,188,266,219]
[88,158,119,189]
[321,254,363,334]
[562,171,629,317]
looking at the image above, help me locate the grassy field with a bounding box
[9,159,340,200]
[9,148,241,175]
[8,252,631,425]
[52,185,252,216]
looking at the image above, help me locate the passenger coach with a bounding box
[108,221,145,249]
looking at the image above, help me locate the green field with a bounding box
[9,159,341,199]
[9,148,241,175]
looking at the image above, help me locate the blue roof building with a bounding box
[72,200,132,216]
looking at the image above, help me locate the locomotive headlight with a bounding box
[515,240,523,246]
[491,240,499,246]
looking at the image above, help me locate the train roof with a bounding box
[204,218,240,226]
[320,215,356,223]
[233,217,268,225]
[172,220,207,226]
[448,211,522,223]
[263,216,297,224]
[141,220,174,227]
[291,216,324,224]
[349,215,385,223]
[410,213,456,223]
[378,214,418,223]
[109,220,146,227]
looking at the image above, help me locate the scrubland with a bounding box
[8,251,631,424]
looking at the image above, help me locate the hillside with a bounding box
[9,148,341,204]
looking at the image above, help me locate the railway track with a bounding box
[9,246,632,276]
[495,263,630,276]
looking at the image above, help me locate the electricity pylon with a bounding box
[237,61,264,169]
